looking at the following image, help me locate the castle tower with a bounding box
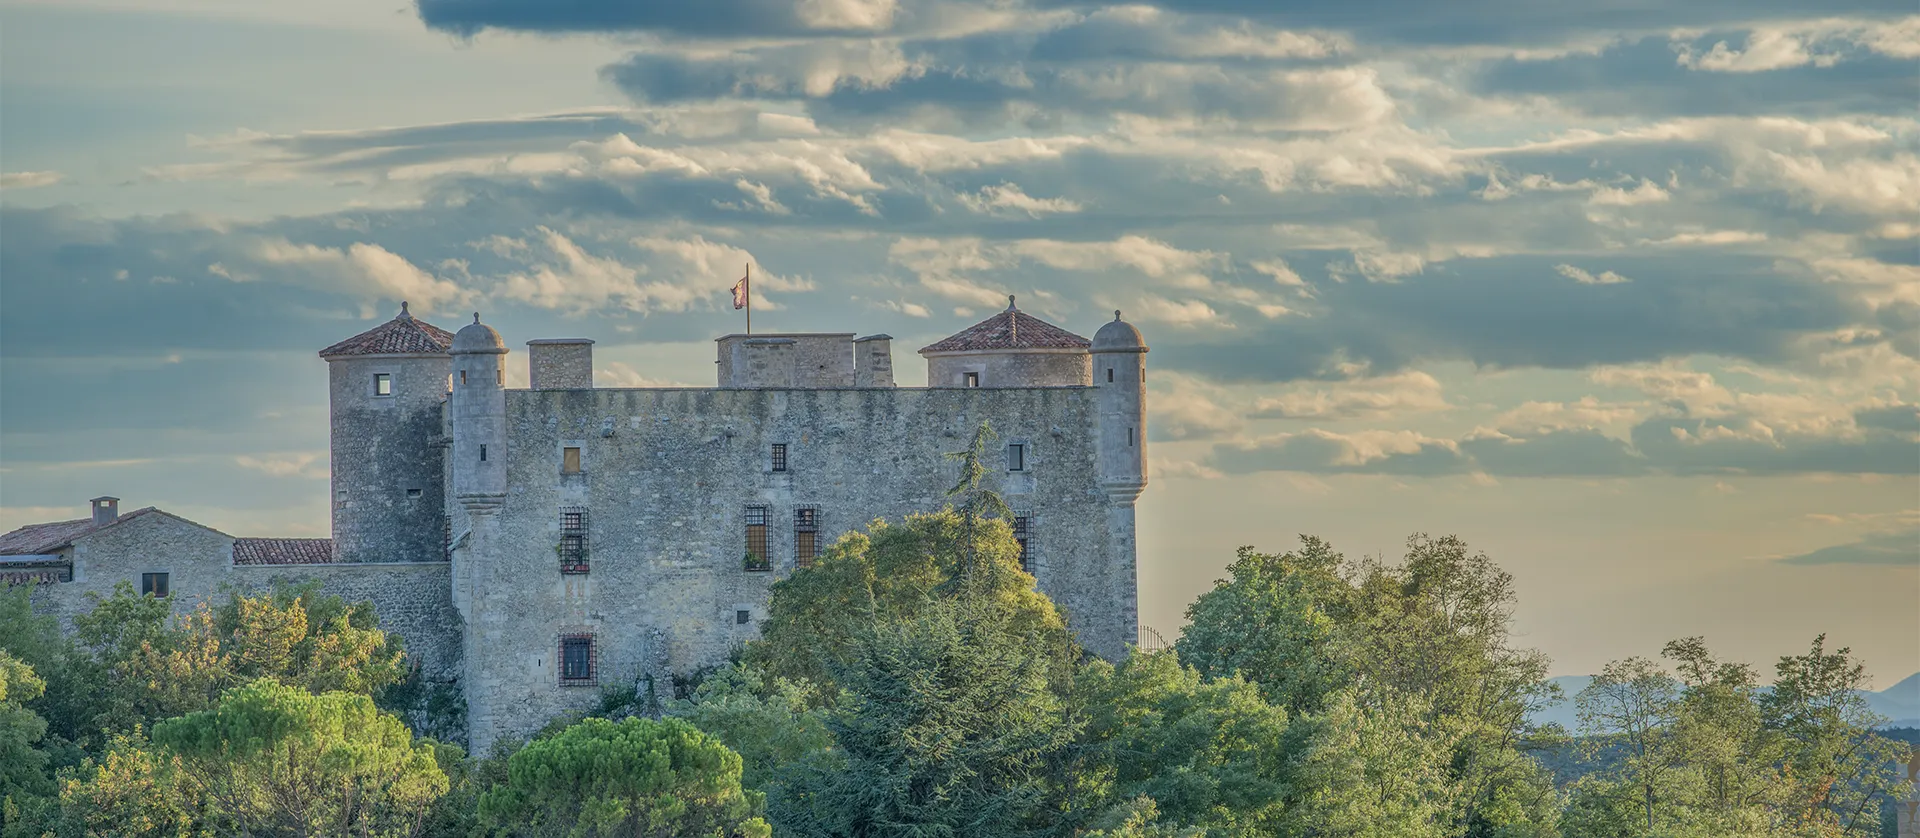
[449,314,509,510]
[1091,311,1148,656]
[317,302,455,563]
[918,296,1092,388]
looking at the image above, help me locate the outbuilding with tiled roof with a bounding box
[919,296,1094,388]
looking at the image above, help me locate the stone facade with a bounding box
[8,301,1148,754]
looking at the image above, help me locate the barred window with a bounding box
[794,506,820,568]
[1007,443,1026,472]
[559,508,588,574]
[558,634,596,686]
[744,506,770,571]
[771,443,788,473]
[1012,514,1033,574]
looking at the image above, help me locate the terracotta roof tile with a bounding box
[318,305,454,359]
[0,508,159,555]
[920,298,1089,354]
[232,538,335,565]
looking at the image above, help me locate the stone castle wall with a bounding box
[327,354,450,563]
[454,384,1129,753]
[925,350,1093,389]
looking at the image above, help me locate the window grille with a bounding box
[1007,443,1025,472]
[744,506,770,571]
[794,506,820,568]
[1012,514,1033,574]
[141,572,170,598]
[558,634,596,686]
[559,508,588,574]
[771,443,788,473]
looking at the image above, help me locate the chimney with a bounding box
[526,339,595,389]
[90,496,120,526]
[854,334,895,387]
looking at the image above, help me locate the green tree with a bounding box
[1574,656,1684,835]
[1277,691,1457,838]
[771,594,1078,838]
[745,509,1074,704]
[1071,651,1292,837]
[58,729,206,838]
[0,650,54,824]
[1175,539,1349,716]
[211,581,408,696]
[149,678,448,837]
[475,715,770,838]
[1759,635,1907,837]
[665,663,833,792]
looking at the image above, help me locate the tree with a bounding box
[745,509,1074,704]
[1574,656,1684,835]
[211,581,408,696]
[771,595,1079,838]
[0,651,53,813]
[1071,651,1293,837]
[58,729,205,838]
[475,715,770,838]
[1175,538,1350,716]
[150,678,449,837]
[1759,635,1907,837]
[1277,691,1457,838]
[665,663,833,792]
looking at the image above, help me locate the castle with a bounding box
[0,299,1150,753]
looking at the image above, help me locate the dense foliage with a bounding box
[0,470,1908,837]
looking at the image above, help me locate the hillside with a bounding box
[1531,671,1920,732]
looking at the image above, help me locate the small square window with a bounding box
[141,572,170,598]
[1007,443,1026,472]
[964,371,980,388]
[771,443,788,473]
[562,447,582,474]
[406,488,422,498]
[558,635,595,686]
[736,609,751,625]
[374,373,392,396]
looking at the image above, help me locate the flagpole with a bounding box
[745,263,752,335]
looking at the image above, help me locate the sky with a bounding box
[1,0,1916,683]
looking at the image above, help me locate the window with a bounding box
[374,373,392,396]
[140,572,170,598]
[562,446,582,474]
[559,508,588,573]
[480,444,487,462]
[460,370,468,386]
[558,635,596,686]
[406,488,422,499]
[1128,427,1135,447]
[744,506,770,571]
[964,371,980,388]
[497,368,504,386]
[794,506,819,568]
[1107,367,1114,383]
[736,609,752,625]
[771,443,788,473]
[1012,515,1033,573]
[1007,443,1026,472]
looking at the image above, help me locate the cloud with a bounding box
[246,239,472,314]
[1555,264,1632,285]
[0,171,63,189]
[1250,370,1447,420]
[958,183,1083,217]
[1780,528,1920,566]
[234,453,327,479]
[415,0,903,37]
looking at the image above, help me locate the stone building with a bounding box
[3,297,1150,753]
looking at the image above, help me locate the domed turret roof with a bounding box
[1091,311,1147,353]
[317,302,454,359]
[452,313,507,355]
[919,296,1090,355]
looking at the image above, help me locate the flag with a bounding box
[731,275,748,310]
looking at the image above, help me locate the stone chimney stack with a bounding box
[90,496,120,526]
[854,334,895,387]
[527,339,595,390]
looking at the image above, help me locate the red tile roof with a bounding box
[920,298,1090,354]
[318,305,454,359]
[0,507,160,555]
[232,538,335,565]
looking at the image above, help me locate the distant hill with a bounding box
[1530,671,1920,732]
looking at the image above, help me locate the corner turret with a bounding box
[1091,310,1148,501]
[450,313,509,513]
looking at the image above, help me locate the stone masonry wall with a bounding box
[328,355,450,563]
[31,512,235,627]
[456,385,1127,753]
[926,350,1093,388]
[232,562,461,682]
